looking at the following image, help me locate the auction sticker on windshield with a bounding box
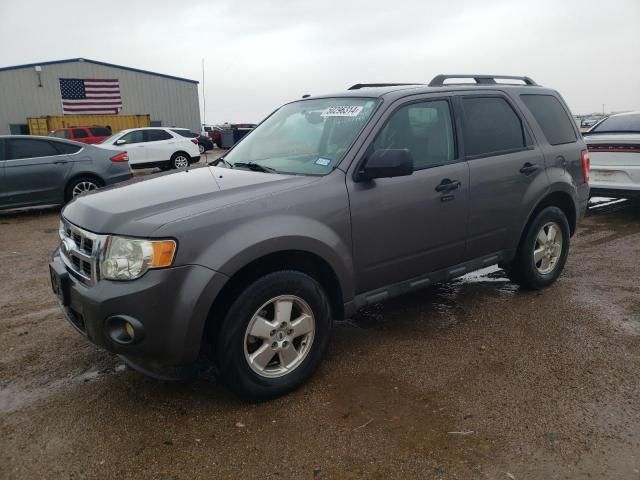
[321,106,364,117]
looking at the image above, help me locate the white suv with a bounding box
[99,127,201,169]
[585,111,640,199]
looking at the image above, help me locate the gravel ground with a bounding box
[0,182,639,479]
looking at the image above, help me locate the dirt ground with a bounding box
[1,183,639,479]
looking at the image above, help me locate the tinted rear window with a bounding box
[171,129,197,138]
[7,138,59,159]
[73,128,88,138]
[461,96,526,156]
[520,94,577,145]
[52,141,81,154]
[590,113,640,134]
[89,127,111,136]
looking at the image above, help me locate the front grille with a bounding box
[59,219,104,285]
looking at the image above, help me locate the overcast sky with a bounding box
[1,0,638,124]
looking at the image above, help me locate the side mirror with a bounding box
[357,149,414,181]
[115,139,126,145]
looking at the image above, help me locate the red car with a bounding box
[49,126,112,144]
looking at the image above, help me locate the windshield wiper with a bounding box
[233,162,278,173]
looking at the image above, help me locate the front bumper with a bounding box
[50,249,228,365]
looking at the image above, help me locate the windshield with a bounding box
[223,97,378,175]
[590,113,640,134]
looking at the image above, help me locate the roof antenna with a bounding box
[302,94,311,98]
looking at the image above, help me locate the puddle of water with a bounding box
[0,362,127,413]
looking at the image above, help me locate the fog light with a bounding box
[106,315,144,345]
[125,321,135,340]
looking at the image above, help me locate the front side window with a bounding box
[224,97,378,175]
[590,113,640,134]
[7,138,58,160]
[520,94,576,145]
[146,129,173,142]
[372,100,456,169]
[461,96,526,157]
[118,130,145,145]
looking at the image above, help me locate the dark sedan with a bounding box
[0,135,132,210]
[170,128,214,155]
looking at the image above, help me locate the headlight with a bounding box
[101,236,176,281]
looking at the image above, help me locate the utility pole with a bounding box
[602,103,605,115]
[202,58,206,131]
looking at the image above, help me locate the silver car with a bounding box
[0,135,132,209]
[585,111,640,199]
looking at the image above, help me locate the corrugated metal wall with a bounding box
[0,60,201,134]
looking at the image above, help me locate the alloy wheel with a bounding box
[533,221,563,275]
[243,295,316,378]
[72,181,98,197]
[173,155,189,168]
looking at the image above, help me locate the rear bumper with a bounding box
[590,187,640,198]
[191,155,201,163]
[104,171,133,186]
[50,249,228,365]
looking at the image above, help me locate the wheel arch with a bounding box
[64,172,105,201]
[521,189,577,241]
[204,249,346,345]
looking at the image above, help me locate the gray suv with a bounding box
[49,74,590,400]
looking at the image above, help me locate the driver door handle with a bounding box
[520,162,539,175]
[435,179,461,193]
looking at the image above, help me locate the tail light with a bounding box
[110,152,129,162]
[190,139,198,145]
[580,149,590,183]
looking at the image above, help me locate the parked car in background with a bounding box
[581,116,604,130]
[98,127,201,169]
[50,74,589,400]
[49,126,112,144]
[0,135,131,209]
[171,128,214,154]
[584,111,640,198]
[209,123,257,148]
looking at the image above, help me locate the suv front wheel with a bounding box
[507,206,570,290]
[216,271,331,401]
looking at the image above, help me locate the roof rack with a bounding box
[348,83,423,90]
[428,74,538,87]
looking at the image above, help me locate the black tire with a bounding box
[170,152,191,169]
[216,271,332,401]
[64,176,101,203]
[507,206,570,290]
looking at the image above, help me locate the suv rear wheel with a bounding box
[507,206,570,289]
[216,271,331,401]
[170,152,190,169]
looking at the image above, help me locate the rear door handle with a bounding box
[520,162,539,175]
[435,179,461,193]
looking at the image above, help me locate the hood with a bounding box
[62,166,318,236]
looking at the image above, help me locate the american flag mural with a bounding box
[59,78,122,114]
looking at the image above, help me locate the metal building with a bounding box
[0,57,201,134]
